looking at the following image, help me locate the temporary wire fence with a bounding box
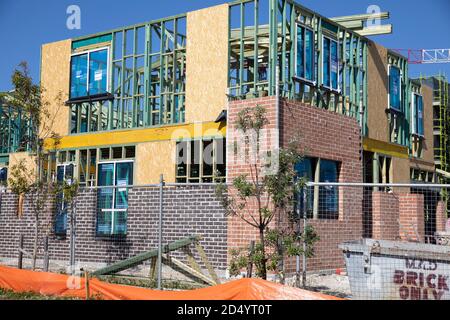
[297,182,450,300]
[1,180,450,300]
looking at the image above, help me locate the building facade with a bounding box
[0,0,446,274]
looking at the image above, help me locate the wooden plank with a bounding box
[195,242,220,285]
[182,246,202,274]
[92,235,200,276]
[162,255,215,286]
[149,257,157,280]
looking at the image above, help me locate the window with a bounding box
[70,48,109,99]
[70,101,110,134]
[296,25,315,82]
[411,93,424,136]
[176,139,226,183]
[389,65,402,112]
[97,161,133,237]
[294,158,314,217]
[54,163,75,238]
[0,167,7,183]
[295,158,340,220]
[322,36,339,91]
[319,160,339,219]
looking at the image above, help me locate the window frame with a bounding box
[411,92,424,137]
[321,35,340,92]
[70,46,111,99]
[54,161,75,238]
[175,138,226,183]
[295,157,340,220]
[96,159,134,237]
[295,23,316,85]
[388,64,403,113]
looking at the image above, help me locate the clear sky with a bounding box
[0,0,449,91]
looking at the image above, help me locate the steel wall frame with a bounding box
[70,14,187,134]
[387,51,410,148]
[0,100,33,156]
[228,0,369,122]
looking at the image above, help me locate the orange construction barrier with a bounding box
[0,265,343,300]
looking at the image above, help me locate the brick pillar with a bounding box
[398,193,425,242]
[436,201,448,233]
[372,192,399,240]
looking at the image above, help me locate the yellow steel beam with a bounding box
[44,121,227,151]
[363,138,409,159]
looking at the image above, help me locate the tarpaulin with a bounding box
[0,265,343,300]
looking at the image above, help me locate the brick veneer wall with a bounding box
[436,201,447,233]
[371,192,427,242]
[372,192,400,241]
[227,97,364,272]
[0,186,228,271]
[398,193,425,242]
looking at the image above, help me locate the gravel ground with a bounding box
[303,274,352,299]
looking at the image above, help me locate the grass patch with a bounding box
[0,288,80,300]
[97,275,205,291]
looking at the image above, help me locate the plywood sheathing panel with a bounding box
[185,4,229,124]
[135,141,176,184]
[40,39,72,138]
[367,41,389,143]
[392,156,410,185]
[8,152,37,184]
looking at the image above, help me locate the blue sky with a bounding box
[0,0,449,91]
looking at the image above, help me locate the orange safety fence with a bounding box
[0,265,343,300]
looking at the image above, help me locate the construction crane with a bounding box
[392,49,450,64]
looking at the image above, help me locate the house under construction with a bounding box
[0,0,448,273]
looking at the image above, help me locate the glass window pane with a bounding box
[319,160,338,219]
[89,49,108,95]
[305,29,314,81]
[215,139,226,179]
[98,163,114,186]
[176,142,187,177]
[70,54,88,98]
[203,140,213,177]
[113,210,127,235]
[295,158,314,215]
[96,210,112,236]
[323,38,330,88]
[190,141,200,178]
[56,166,65,183]
[417,95,424,136]
[331,40,338,90]
[389,66,401,112]
[296,26,304,78]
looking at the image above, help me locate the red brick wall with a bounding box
[398,193,425,242]
[371,192,426,242]
[436,201,447,233]
[226,97,364,272]
[372,192,400,241]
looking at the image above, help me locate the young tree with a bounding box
[216,105,319,281]
[4,62,62,270]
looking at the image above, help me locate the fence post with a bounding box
[246,240,255,278]
[157,174,165,290]
[302,187,308,288]
[69,199,77,275]
[43,236,49,272]
[84,270,90,300]
[18,234,24,269]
